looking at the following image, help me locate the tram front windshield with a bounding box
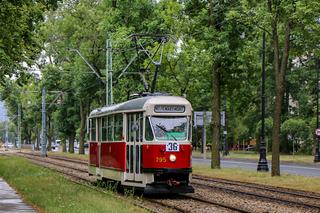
[148,116,188,141]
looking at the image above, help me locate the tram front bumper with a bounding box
[143,184,194,194]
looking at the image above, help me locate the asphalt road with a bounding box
[192,157,320,177]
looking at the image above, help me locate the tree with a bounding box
[267,0,320,176]
[0,0,59,84]
[281,118,309,152]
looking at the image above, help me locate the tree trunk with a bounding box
[62,138,67,152]
[211,64,221,169]
[36,129,40,150]
[68,134,75,153]
[271,83,284,176]
[270,3,292,175]
[79,100,87,154]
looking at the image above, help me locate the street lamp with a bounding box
[257,32,269,171]
[314,59,320,162]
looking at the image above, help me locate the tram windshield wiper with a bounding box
[156,124,177,141]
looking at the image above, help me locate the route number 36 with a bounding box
[166,142,179,152]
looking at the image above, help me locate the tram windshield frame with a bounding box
[146,116,190,141]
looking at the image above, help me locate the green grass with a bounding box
[0,156,146,213]
[192,150,315,164]
[193,165,320,193]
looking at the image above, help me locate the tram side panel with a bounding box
[100,142,126,170]
[89,142,98,175]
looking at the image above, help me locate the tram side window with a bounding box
[145,117,154,141]
[137,113,143,142]
[127,113,143,142]
[102,117,107,141]
[127,114,133,142]
[107,115,114,141]
[114,114,123,141]
[90,118,96,141]
[98,118,102,141]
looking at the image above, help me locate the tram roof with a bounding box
[89,95,191,117]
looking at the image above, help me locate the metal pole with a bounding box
[5,121,8,150]
[106,39,109,106]
[41,87,47,157]
[223,97,228,156]
[110,39,113,105]
[314,59,320,162]
[18,104,21,151]
[257,32,269,171]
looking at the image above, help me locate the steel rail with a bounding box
[192,181,320,211]
[193,174,320,200]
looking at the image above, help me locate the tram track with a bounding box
[179,194,251,213]
[192,174,320,211]
[16,152,250,212]
[5,151,252,212]
[7,151,320,212]
[193,174,320,200]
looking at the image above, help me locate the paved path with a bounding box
[193,157,320,177]
[0,178,35,213]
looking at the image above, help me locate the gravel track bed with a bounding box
[193,184,317,213]
[146,195,240,213]
[14,152,88,173]
[193,174,320,199]
[192,175,320,210]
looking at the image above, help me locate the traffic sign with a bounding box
[316,128,320,136]
[194,111,225,127]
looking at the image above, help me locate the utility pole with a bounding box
[106,39,113,105]
[41,87,47,157]
[18,104,21,150]
[110,40,113,105]
[106,39,109,106]
[257,32,269,171]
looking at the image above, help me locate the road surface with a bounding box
[193,157,320,177]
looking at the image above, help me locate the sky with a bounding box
[0,101,8,122]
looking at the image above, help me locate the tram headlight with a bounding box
[169,154,176,162]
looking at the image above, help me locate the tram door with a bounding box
[125,113,143,182]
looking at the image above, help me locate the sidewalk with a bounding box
[0,177,35,213]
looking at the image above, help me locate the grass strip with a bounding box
[192,150,315,164]
[0,156,146,213]
[48,151,88,161]
[193,165,320,193]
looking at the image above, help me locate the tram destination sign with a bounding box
[154,105,185,113]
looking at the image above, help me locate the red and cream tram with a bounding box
[88,94,194,193]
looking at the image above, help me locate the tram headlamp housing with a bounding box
[169,154,176,162]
